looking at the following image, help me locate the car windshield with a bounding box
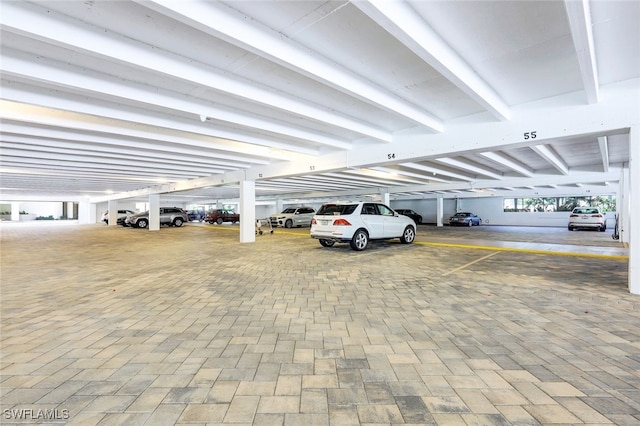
[317,204,358,215]
[281,208,298,213]
[573,208,599,214]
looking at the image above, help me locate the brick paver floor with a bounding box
[1,222,638,425]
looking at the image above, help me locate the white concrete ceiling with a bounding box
[1,0,638,204]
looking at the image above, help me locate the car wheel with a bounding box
[319,239,335,247]
[216,218,224,225]
[600,225,606,232]
[568,226,573,231]
[137,218,148,229]
[173,218,184,227]
[285,219,293,228]
[350,229,368,251]
[468,219,473,227]
[400,226,415,244]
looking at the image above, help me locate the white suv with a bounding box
[270,206,316,228]
[310,202,416,251]
[568,207,606,231]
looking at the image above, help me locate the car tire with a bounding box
[173,218,184,227]
[600,225,606,232]
[319,239,335,247]
[216,218,224,225]
[137,218,148,229]
[568,226,573,231]
[400,226,415,244]
[350,229,368,251]
[285,219,293,228]
[468,220,473,227]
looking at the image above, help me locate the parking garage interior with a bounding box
[1,1,639,424]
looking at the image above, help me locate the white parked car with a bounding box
[310,202,416,251]
[568,207,606,232]
[101,209,135,225]
[270,206,316,228]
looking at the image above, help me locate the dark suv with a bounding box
[394,209,422,224]
[124,207,188,228]
[205,209,240,224]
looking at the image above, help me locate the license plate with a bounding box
[321,220,329,225]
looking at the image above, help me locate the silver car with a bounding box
[125,207,188,228]
[269,207,316,228]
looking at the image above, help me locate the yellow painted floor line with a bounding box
[197,225,628,261]
[414,241,629,261]
[442,251,501,276]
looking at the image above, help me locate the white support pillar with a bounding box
[619,167,630,244]
[276,199,284,215]
[66,201,75,219]
[239,180,256,243]
[107,200,118,226]
[381,191,390,206]
[78,200,92,224]
[149,194,160,231]
[436,196,444,227]
[11,202,20,221]
[628,126,639,295]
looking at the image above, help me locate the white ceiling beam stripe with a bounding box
[531,145,569,175]
[343,168,428,185]
[140,0,442,132]
[400,162,473,181]
[597,136,609,173]
[1,53,349,152]
[0,101,280,163]
[564,0,599,104]
[1,142,229,174]
[253,171,620,203]
[0,150,216,176]
[323,172,406,187]
[478,152,535,177]
[1,78,321,157]
[371,166,451,183]
[1,122,266,167]
[374,171,621,196]
[434,158,503,180]
[354,0,510,121]
[2,138,243,171]
[0,1,390,142]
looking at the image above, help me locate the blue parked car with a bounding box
[187,210,205,222]
[449,212,481,226]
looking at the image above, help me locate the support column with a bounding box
[436,196,444,227]
[628,126,639,294]
[149,194,160,231]
[619,167,629,244]
[381,191,390,206]
[239,180,256,243]
[107,200,118,226]
[78,201,92,224]
[11,202,20,221]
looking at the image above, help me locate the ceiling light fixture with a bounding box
[199,115,207,122]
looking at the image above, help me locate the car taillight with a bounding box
[311,218,317,225]
[591,214,602,217]
[570,214,579,217]
[333,218,351,226]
